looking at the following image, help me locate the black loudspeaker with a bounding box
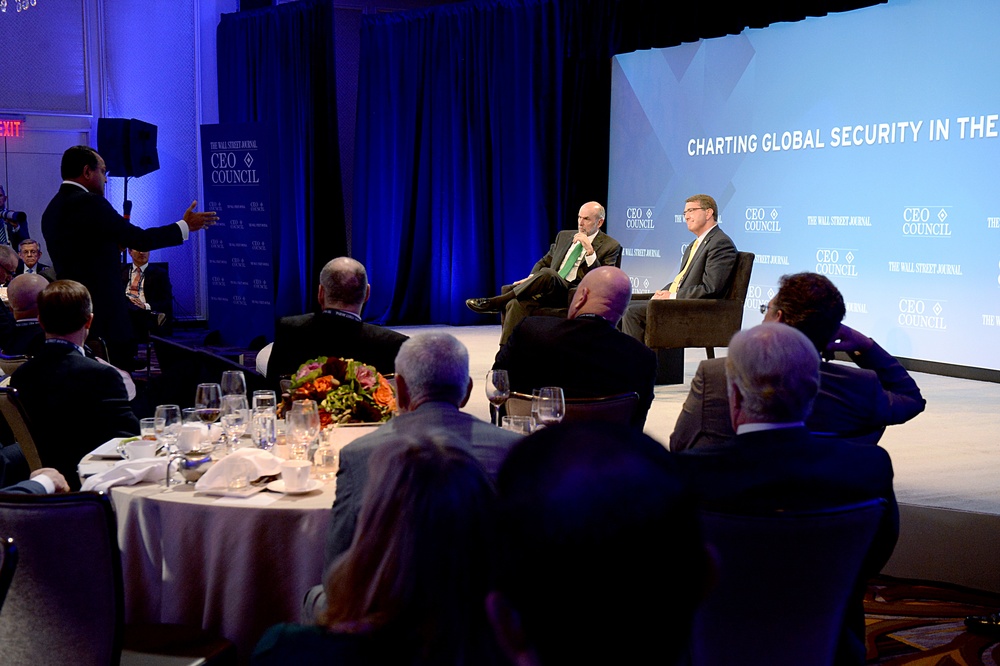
[97,118,160,178]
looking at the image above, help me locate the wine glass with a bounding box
[485,369,510,426]
[536,386,566,427]
[287,399,320,460]
[220,394,249,454]
[530,388,542,431]
[154,404,182,454]
[195,383,222,435]
[221,370,247,397]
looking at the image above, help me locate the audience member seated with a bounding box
[14,239,56,281]
[11,280,140,489]
[678,323,898,665]
[0,246,20,350]
[122,247,173,335]
[670,272,925,451]
[487,422,712,666]
[266,257,408,383]
[2,273,48,356]
[493,266,655,428]
[0,467,69,495]
[253,436,502,665]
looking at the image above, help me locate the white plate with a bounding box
[266,479,322,495]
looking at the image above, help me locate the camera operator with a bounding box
[0,185,29,249]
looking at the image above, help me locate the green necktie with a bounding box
[558,242,584,280]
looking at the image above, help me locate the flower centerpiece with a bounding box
[279,356,395,428]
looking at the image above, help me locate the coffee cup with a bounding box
[280,459,312,492]
[123,440,158,460]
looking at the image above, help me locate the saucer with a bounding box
[266,479,322,495]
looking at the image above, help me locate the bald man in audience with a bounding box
[493,266,655,428]
[678,323,897,665]
[3,273,49,356]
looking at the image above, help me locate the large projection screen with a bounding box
[608,0,1000,372]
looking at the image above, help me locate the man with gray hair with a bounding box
[266,256,408,382]
[322,332,521,568]
[679,323,897,664]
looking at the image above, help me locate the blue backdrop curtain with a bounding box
[354,0,881,325]
[217,0,346,318]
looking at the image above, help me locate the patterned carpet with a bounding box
[866,577,1000,665]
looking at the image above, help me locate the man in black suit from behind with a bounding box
[11,280,140,490]
[493,266,656,428]
[14,239,57,282]
[266,257,408,383]
[2,273,48,357]
[678,323,898,665]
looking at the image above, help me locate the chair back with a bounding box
[0,387,43,472]
[505,391,639,426]
[0,492,124,665]
[0,354,28,375]
[691,499,886,666]
[0,537,17,614]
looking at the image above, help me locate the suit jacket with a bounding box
[121,262,172,316]
[11,341,140,489]
[669,340,926,452]
[323,402,520,568]
[14,261,57,282]
[41,183,183,344]
[267,311,408,383]
[667,225,737,298]
[531,229,622,283]
[493,315,656,428]
[1,320,43,357]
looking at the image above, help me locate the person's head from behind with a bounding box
[726,323,821,428]
[394,333,472,411]
[764,272,846,351]
[488,423,710,665]
[318,257,369,313]
[8,273,49,320]
[566,266,633,324]
[38,280,93,338]
[0,245,18,284]
[322,435,497,661]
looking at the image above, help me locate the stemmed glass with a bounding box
[220,394,249,455]
[251,390,278,451]
[485,370,510,426]
[536,386,566,427]
[195,382,222,445]
[287,399,320,460]
[221,370,247,397]
[154,404,182,454]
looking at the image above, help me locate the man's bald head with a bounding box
[318,257,370,313]
[567,266,633,323]
[8,274,50,320]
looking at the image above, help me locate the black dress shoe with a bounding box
[466,297,501,314]
[965,612,1000,636]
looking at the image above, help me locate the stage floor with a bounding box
[394,324,1000,591]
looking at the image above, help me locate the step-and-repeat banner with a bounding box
[609,0,1000,371]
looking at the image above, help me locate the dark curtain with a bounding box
[218,0,347,318]
[354,0,881,325]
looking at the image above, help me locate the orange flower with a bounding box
[313,375,336,394]
[374,375,396,411]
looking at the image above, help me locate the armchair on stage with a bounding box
[633,251,755,384]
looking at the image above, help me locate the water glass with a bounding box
[155,404,182,453]
[139,417,164,442]
[313,445,338,480]
[501,415,534,435]
[221,370,247,397]
[220,394,249,454]
[252,408,277,451]
[287,399,320,460]
[252,390,277,411]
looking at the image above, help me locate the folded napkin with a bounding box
[81,457,169,492]
[194,448,283,492]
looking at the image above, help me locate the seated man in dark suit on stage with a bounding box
[487,422,712,666]
[14,239,56,282]
[2,273,48,357]
[493,266,656,428]
[122,247,173,335]
[267,257,408,382]
[466,201,622,344]
[678,323,898,665]
[622,194,738,344]
[670,272,925,452]
[11,280,140,489]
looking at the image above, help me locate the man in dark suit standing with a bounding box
[466,202,622,344]
[11,280,140,490]
[622,193,737,343]
[493,266,656,428]
[14,240,56,282]
[670,272,925,452]
[679,323,897,665]
[266,257,408,382]
[41,145,217,368]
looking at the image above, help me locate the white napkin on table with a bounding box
[194,448,283,492]
[81,457,169,492]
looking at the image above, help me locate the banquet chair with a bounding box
[0,537,17,614]
[0,387,43,472]
[690,499,886,666]
[0,492,236,666]
[0,353,28,375]
[504,391,639,426]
